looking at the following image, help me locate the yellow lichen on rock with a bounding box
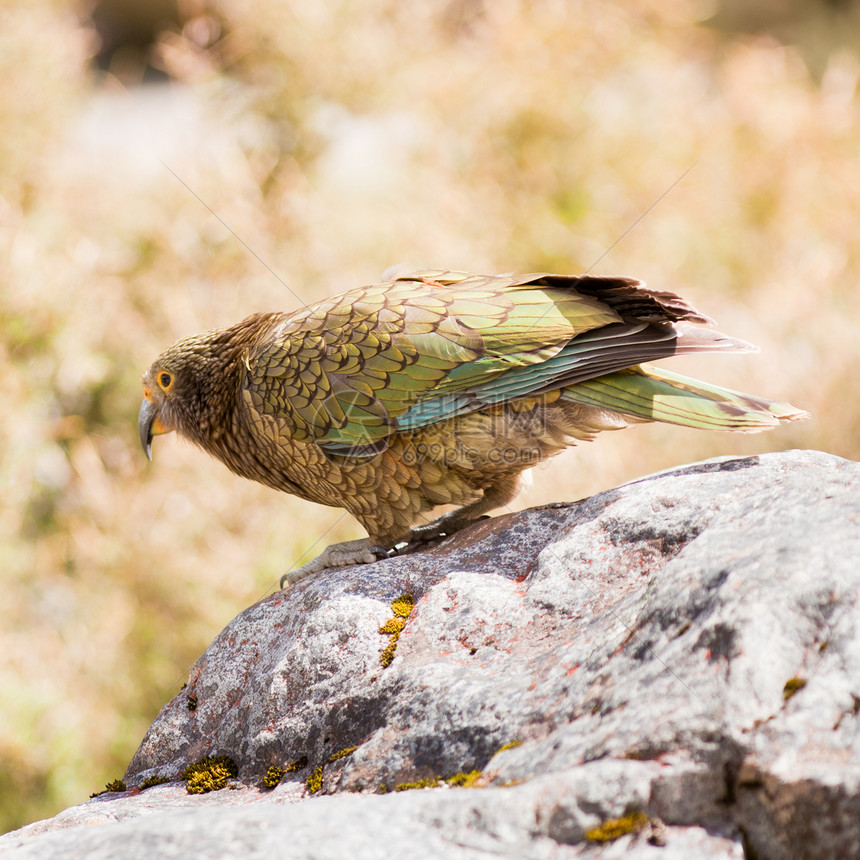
[378,618,407,635]
[391,594,415,618]
[783,677,807,700]
[306,765,324,794]
[585,811,650,843]
[379,594,415,667]
[446,770,483,788]
[395,778,440,791]
[328,746,359,763]
[286,756,308,772]
[263,765,285,789]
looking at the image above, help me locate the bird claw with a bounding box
[279,540,391,589]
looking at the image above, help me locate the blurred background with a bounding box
[1,0,858,833]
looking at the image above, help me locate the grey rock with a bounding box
[3,449,859,859]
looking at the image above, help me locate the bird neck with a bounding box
[185,313,282,454]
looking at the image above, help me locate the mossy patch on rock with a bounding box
[263,755,308,789]
[262,766,285,789]
[585,811,649,843]
[446,769,483,788]
[285,756,308,773]
[89,779,126,798]
[388,764,485,792]
[783,677,807,700]
[395,778,440,791]
[180,755,238,795]
[138,775,170,790]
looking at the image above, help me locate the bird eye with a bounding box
[158,371,173,391]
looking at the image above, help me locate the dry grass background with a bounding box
[1,0,858,833]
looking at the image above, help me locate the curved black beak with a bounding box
[139,397,156,461]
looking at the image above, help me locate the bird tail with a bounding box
[559,363,809,432]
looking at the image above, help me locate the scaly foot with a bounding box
[280,538,390,588]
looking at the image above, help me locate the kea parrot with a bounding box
[139,270,807,586]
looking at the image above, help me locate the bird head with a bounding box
[139,358,184,461]
[139,334,218,461]
[139,318,270,462]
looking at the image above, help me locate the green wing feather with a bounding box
[242,269,804,455]
[559,364,807,431]
[244,271,621,454]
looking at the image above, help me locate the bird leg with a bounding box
[280,477,522,588]
[280,538,390,588]
[405,508,484,545]
[403,476,521,549]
